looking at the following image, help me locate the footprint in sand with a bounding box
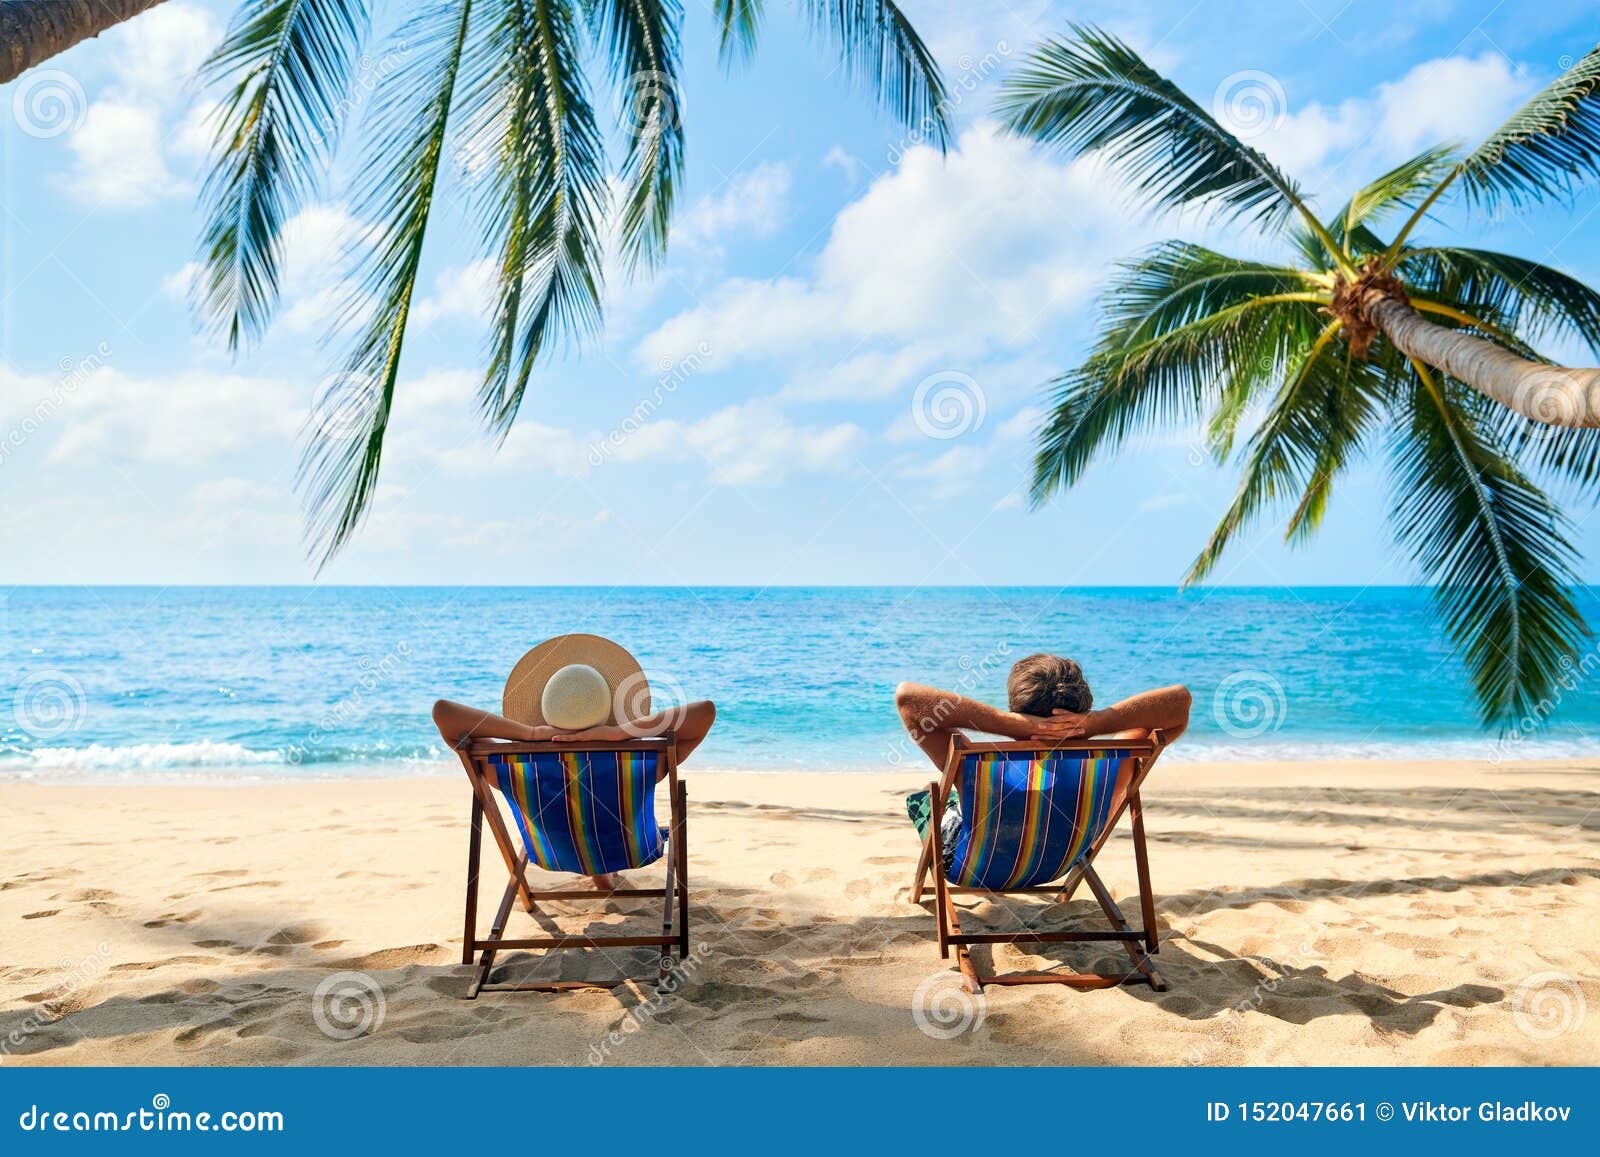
[111,954,222,972]
[49,887,121,903]
[144,910,202,928]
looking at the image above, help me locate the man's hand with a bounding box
[1027,708,1095,742]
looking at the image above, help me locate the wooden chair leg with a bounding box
[676,781,689,960]
[1129,793,1159,954]
[468,876,521,999]
[1054,861,1086,905]
[658,844,676,993]
[1082,865,1166,991]
[456,752,535,913]
[929,781,950,958]
[941,889,982,994]
[909,838,931,904]
[463,793,483,966]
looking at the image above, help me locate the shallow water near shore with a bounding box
[4,585,1599,779]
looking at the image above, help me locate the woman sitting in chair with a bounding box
[433,634,715,891]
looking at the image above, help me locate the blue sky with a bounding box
[2,0,1599,586]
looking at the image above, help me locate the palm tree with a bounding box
[6,0,948,561]
[997,26,1600,726]
[1,1,168,83]
[211,0,949,562]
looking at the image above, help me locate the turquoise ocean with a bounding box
[2,586,1597,780]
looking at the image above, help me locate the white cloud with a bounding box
[1372,54,1531,156]
[275,203,370,334]
[111,3,223,104]
[779,344,944,403]
[414,259,498,328]
[675,162,792,252]
[161,261,202,305]
[640,125,1153,372]
[0,362,300,465]
[996,406,1041,440]
[63,2,224,210]
[899,444,990,497]
[192,477,284,507]
[1257,53,1534,193]
[66,102,185,208]
[599,402,866,486]
[821,146,866,190]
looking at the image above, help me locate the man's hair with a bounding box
[1007,654,1092,716]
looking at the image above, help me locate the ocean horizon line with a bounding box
[7,581,1596,592]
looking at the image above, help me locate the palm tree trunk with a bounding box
[1,1,169,85]
[1367,292,1600,427]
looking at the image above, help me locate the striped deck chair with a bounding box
[908,732,1170,993]
[453,736,687,997]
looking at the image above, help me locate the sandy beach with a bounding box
[3,758,1597,1066]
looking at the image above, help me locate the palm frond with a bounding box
[1103,241,1320,345]
[1339,142,1459,233]
[1288,217,1387,270]
[803,1,949,148]
[1031,288,1324,503]
[1282,341,1393,544]
[996,25,1323,239]
[198,0,370,350]
[589,0,685,272]
[468,0,609,438]
[1186,320,1386,581]
[298,0,475,566]
[1389,364,1589,726]
[1498,419,1600,500]
[1458,45,1600,212]
[712,0,763,64]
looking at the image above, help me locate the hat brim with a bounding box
[503,634,650,727]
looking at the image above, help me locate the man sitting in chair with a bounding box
[894,655,1190,865]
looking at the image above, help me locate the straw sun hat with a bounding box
[502,634,652,730]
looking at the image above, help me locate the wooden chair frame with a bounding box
[454,735,689,998]
[908,732,1170,994]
